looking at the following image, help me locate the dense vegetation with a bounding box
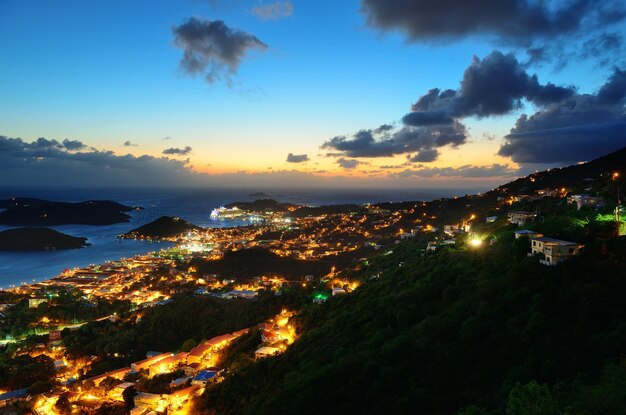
[0,227,88,251]
[120,216,200,239]
[198,219,626,414]
[190,247,363,280]
[0,198,135,226]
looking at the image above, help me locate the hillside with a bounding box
[0,227,88,251]
[194,146,626,414]
[0,198,136,226]
[120,216,201,239]
[198,234,626,414]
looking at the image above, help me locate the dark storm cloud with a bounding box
[409,148,439,162]
[251,1,293,20]
[499,68,626,164]
[0,136,207,187]
[286,153,309,163]
[361,0,617,45]
[361,0,626,69]
[172,17,267,84]
[322,122,467,160]
[163,146,193,156]
[123,141,138,147]
[404,51,575,126]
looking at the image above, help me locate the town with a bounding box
[0,163,623,414]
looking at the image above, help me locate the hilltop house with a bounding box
[508,211,537,226]
[567,194,604,210]
[530,237,583,266]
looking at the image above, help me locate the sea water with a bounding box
[0,186,480,287]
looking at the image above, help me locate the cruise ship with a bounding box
[210,206,244,219]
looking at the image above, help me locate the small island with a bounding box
[120,216,202,239]
[0,198,138,226]
[0,227,89,251]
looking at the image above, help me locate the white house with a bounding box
[530,237,583,266]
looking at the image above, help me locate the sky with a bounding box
[1,0,625,189]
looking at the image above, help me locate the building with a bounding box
[85,367,131,386]
[567,194,604,210]
[530,237,583,266]
[486,216,498,223]
[255,346,280,359]
[28,298,48,308]
[131,353,171,373]
[148,352,188,376]
[191,370,219,386]
[332,287,346,296]
[514,230,543,239]
[508,211,537,226]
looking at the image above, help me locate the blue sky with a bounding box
[1,0,625,188]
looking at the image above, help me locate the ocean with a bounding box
[0,186,481,288]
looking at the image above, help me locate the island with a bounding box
[249,192,270,197]
[224,198,298,212]
[0,198,137,226]
[0,227,88,251]
[120,216,202,239]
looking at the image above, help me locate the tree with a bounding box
[181,338,197,352]
[506,381,557,415]
[54,395,72,415]
[123,386,137,410]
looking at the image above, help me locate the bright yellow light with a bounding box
[614,172,620,179]
[469,238,483,248]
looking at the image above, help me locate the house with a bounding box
[261,330,280,343]
[86,367,131,386]
[514,230,543,239]
[530,237,583,266]
[28,298,47,308]
[112,382,135,398]
[181,362,202,377]
[332,287,346,296]
[131,353,171,373]
[508,211,536,226]
[168,385,201,412]
[187,331,247,364]
[0,389,28,408]
[486,216,498,223]
[191,370,219,386]
[134,392,167,412]
[567,194,604,210]
[148,352,188,376]
[169,377,191,389]
[255,346,280,359]
[444,224,462,236]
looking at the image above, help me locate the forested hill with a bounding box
[198,227,626,414]
[120,216,201,239]
[0,198,135,226]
